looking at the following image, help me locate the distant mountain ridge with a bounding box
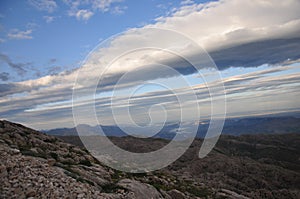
[43,116,300,138]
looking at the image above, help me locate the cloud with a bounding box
[91,0,124,12]
[0,38,5,43]
[180,0,194,6]
[7,23,38,40]
[2,0,300,94]
[7,29,33,40]
[111,6,127,15]
[0,83,31,97]
[209,37,300,70]
[2,65,299,129]
[28,0,57,13]
[47,66,62,75]
[0,72,9,81]
[0,54,29,76]
[152,0,300,58]
[64,0,300,89]
[43,15,55,23]
[64,0,125,20]
[3,0,300,94]
[73,9,94,21]
[2,0,300,129]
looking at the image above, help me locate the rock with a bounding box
[167,189,186,199]
[118,179,163,199]
[77,193,85,198]
[217,189,251,199]
[26,189,36,197]
[159,190,172,199]
[47,158,56,166]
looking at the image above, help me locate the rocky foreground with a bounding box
[0,120,172,199]
[0,120,300,198]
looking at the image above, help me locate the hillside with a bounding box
[1,120,300,198]
[58,134,300,198]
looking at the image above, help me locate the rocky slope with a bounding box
[0,120,177,199]
[1,120,300,198]
[59,135,300,198]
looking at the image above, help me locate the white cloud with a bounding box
[152,0,300,51]
[7,29,33,40]
[28,0,57,13]
[91,0,124,12]
[64,0,125,21]
[111,5,127,15]
[74,9,94,21]
[180,0,194,5]
[43,16,55,23]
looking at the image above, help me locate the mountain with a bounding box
[43,116,300,138]
[198,116,300,136]
[44,124,128,137]
[43,122,180,138]
[1,120,300,198]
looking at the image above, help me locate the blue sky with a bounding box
[0,0,300,129]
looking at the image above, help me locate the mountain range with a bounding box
[43,116,300,138]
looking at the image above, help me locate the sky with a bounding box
[0,0,300,130]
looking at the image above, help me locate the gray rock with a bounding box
[167,189,186,199]
[118,179,163,199]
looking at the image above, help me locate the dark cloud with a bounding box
[0,53,30,76]
[209,37,300,70]
[0,83,31,97]
[0,72,9,81]
[94,36,300,92]
[92,58,198,93]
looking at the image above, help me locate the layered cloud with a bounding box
[1,0,300,128]
[67,0,300,90]
[2,65,299,129]
[3,0,300,94]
